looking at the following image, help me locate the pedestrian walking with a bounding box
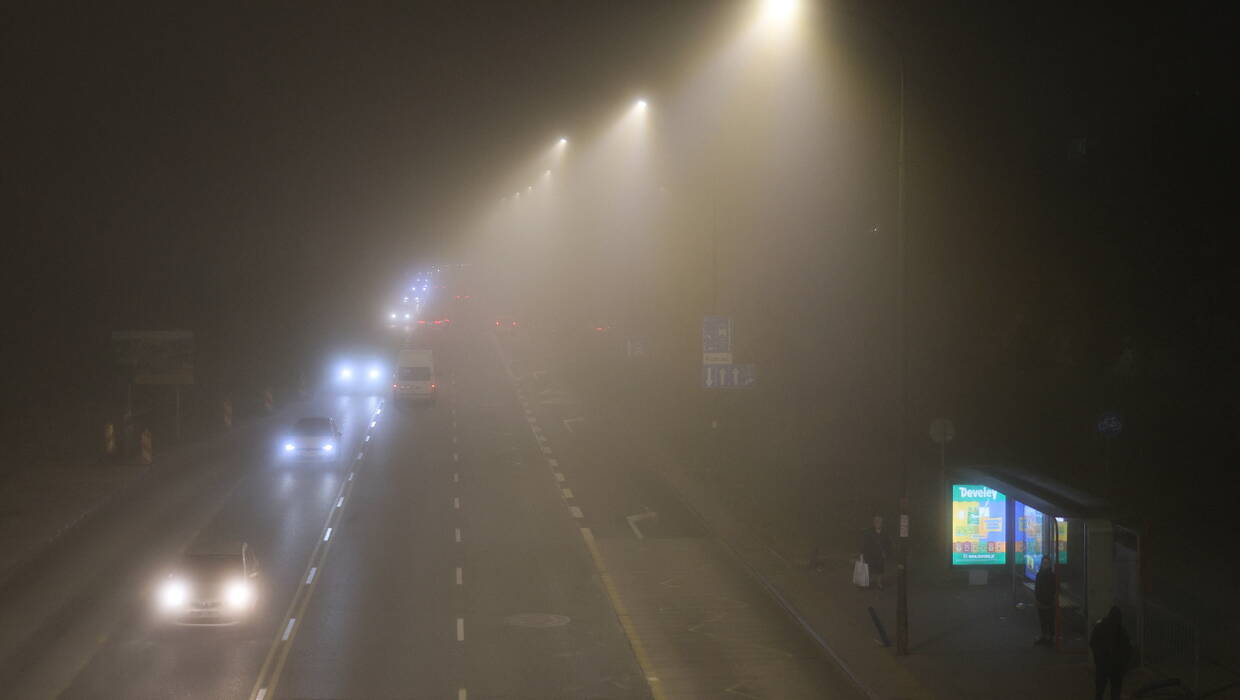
[1034,555,1056,645]
[861,515,891,590]
[1090,605,1132,700]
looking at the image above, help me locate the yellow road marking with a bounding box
[579,527,667,700]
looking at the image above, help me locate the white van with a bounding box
[393,348,436,402]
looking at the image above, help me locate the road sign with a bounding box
[702,316,732,362]
[1097,411,1123,436]
[930,418,955,445]
[111,331,195,385]
[703,364,755,389]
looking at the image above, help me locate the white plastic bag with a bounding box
[853,555,870,588]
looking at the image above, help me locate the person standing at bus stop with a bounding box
[861,515,891,590]
[1034,555,1056,645]
[1090,605,1132,700]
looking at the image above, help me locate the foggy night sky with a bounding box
[3,1,1232,508]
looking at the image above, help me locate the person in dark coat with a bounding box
[1034,555,1056,644]
[861,515,892,590]
[1090,605,1132,700]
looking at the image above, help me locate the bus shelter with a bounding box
[948,465,1114,642]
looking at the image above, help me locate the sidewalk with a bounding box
[523,335,1162,699]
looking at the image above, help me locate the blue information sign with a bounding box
[702,316,732,354]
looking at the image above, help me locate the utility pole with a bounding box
[895,56,911,657]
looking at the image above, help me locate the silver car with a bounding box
[155,541,259,625]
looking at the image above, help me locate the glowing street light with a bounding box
[634,98,648,111]
[556,137,568,146]
[759,0,799,26]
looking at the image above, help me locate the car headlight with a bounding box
[340,367,353,380]
[224,579,253,609]
[368,368,381,380]
[322,443,334,451]
[284,442,295,451]
[159,579,188,609]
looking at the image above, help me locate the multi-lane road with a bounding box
[0,320,864,699]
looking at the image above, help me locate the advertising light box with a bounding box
[951,484,1006,565]
[1017,501,1070,578]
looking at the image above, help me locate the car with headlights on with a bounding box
[155,541,259,625]
[332,359,388,393]
[282,417,341,461]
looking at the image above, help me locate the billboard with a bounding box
[951,484,1006,565]
[1017,502,1069,579]
[111,331,195,385]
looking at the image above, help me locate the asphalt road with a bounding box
[0,320,864,699]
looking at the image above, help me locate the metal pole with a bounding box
[895,55,910,657]
[175,385,181,441]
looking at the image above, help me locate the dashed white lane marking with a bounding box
[454,497,460,509]
[536,434,547,443]
[548,459,559,467]
[364,435,370,442]
[554,472,565,482]
[453,473,459,483]
[256,689,267,700]
[370,421,376,428]
[348,472,355,481]
[452,435,458,444]
[526,416,537,424]
[569,506,584,518]
[282,618,296,641]
[456,567,463,585]
[562,488,574,499]
[455,528,462,542]
[452,420,457,429]
[356,451,364,460]
[541,446,553,454]
[323,527,332,542]
[458,688,467,700]
[336,496,343,508]
[453,453,460,462]
[306,567,317,584]
[457,617,465,641]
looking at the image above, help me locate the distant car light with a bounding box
[159,579,188,609]
[284,442,295,451]
[340,367,353,380]
[322,443,334,451]
[368,368,381,380]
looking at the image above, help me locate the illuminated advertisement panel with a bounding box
[1017,501,1045,579]
[951,484,1006,565]
[1017,501,1070,578]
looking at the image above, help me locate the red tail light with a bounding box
[495,320,501,326]
[431,383,437,390]
[512,321,518,327]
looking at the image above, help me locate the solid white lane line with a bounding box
[454,497,460,509]
[282,618,295,641]
[256,689,267,700]
[562,488,574,498]
[456,567,463,585]
[323,527,332,542]
[455,528,462,542]
[336,496,344,508]
[554,472,565,482]
[457,618,465,641]
[548,459,559,467]
[306,567,316,584]
[569,506,584,518]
